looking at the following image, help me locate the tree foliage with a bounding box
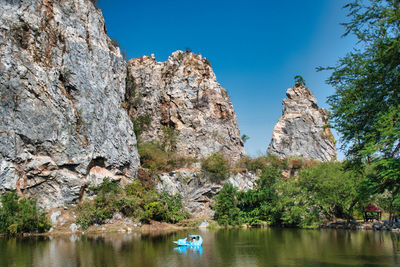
[213,183,241,226]
[322,0,400,160]
[294,75,306,87]
[213,162,366,228]
[290,162,365,223]
[77,179,188,230]
[0,191,51,235]
[320,0,400,224]
[365,158,400,223]
[241,134,250,144]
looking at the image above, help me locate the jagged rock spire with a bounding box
[267,85,337,161]
[127,50,245,163]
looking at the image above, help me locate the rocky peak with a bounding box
[266,85,337,161]
[127,50,245,163]
[0,0,139,208]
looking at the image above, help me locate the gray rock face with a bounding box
[0,0,139,208]
[154,169,257,217]
[69,223,78,232]
[50,211,61,225]
[267,85,337,161]
[127,51,245,163]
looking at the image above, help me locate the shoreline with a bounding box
[7,220,400,238]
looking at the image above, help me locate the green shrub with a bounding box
[237,156,268,172]
[138,141,194,176]
[117,198,140,217]
[141,202,164,223]
[125,180,146,198]
[77,178,123,230]
[213,183,241,226]
[140,192,188,223]
[294,75,306,87]
[241,134,250,144]
[0,191,51,235]
[77,179,189,229]
[201,153,231,181]
[76,200,96,230]
[236,155,291,173]
[158,192,188,223]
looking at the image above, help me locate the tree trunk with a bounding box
[389,201,394,226]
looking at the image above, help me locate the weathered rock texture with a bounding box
[127,51,245,163]
[154,169,257,217]
[267,85,337,161]
[0,0,139,208]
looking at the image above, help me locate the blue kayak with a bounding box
[173,235,203,246]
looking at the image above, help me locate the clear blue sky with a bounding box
[98,0,357,160]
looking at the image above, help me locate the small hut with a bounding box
[363,203,382,222]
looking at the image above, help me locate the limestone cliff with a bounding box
[127,51,245,163]
[266,85,337,161]
[0,0,139,208]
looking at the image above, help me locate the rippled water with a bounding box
[1,228,400,266]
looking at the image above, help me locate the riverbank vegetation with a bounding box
[76,179,189,230]
[214,158,400,228]
[322,0,400,224]
[0,191,51,236]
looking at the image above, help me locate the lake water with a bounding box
[1,228,400,266]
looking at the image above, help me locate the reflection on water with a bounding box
[1,229,400,266]
[173,245,203,256]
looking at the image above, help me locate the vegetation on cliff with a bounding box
[201,153,231,182]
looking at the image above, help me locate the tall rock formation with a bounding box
[0,0,139,208]
[127,51,245,163]
[267,85,337,161]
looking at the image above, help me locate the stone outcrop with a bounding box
[154,169,257,217]
[127,51,245,163]
[266,85,337,161]
[0,0,139,208]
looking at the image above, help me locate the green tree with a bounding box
[297,162,364,221]
[213,183,241,226]
[367,158,400,224]
[321,0,400,222]
[241,134,250,144]
[294,75,306,87]
[322,0,400,160]
[239,165,282,225]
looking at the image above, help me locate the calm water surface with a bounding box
[1,228,400,266]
